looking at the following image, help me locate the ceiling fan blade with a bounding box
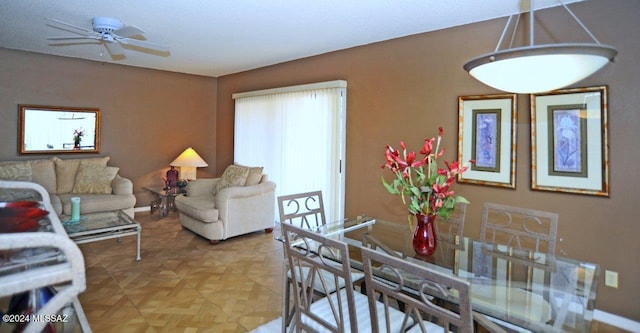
[104,41,125,56]
[118,37,170,53]
[47,36,101,41]
[114,25,144,38]
[46,18,95,35]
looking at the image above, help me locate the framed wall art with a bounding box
[457,94,517,188]
[530,86,609,196]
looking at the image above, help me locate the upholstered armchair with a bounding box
[174,164,276,244]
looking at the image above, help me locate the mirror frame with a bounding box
[18,105,101,155]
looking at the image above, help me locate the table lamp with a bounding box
[170,147,208,180]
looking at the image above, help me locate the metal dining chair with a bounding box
[361,247,507,333]
[277,191,364,331]
[479,202,558,256]
[281,223,412,332]
[278,191,326,229]
[476,202,560,330]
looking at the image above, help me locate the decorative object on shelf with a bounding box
[463,0,617,93]
[458,94,517,189]
[73,128,84,149]
[381,127,471,256]
[170,147,208,180]
[164,166,179,188]
[530,85,609,196]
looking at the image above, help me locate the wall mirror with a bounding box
[18,105,101,155]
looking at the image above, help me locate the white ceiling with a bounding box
[0,0,585,78]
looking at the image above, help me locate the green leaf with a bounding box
[382,176,399,194]
[455,196,470,204]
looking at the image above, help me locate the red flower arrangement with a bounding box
[382,127,472,219]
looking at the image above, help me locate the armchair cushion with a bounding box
[175,195,219,222]
[184,178,217,197]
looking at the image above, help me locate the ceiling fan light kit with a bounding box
[46,16,170,59]
[91,17,123,33]
[463,0,617,94]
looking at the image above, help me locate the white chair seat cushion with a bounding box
[302,289,412,332]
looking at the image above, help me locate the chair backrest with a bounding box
[281,222,358,332]
[277,191,326,229]
[435,202,467,245]
[480,202,558,256]
[361,247,474,333]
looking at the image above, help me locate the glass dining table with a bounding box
[307,216,600,333]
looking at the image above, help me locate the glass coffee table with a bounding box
[63,210,142,260]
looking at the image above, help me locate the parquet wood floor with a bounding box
[77,211,284,332]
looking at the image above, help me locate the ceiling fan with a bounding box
[46,17,170,58]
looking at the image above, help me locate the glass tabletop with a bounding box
[321,217,600,333]
[63,210,139,235]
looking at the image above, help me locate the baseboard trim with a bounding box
[595,310,640,332]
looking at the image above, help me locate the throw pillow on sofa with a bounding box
[29,159,57,194]
[53,156,110,193]
[72,163,120,194]
[234,163,264,186]
[213,164,249,194]
[0,160,32,181]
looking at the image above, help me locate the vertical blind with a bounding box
[233,81,347,223]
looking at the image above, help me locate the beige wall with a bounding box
[1,0,638,322]
[0,49,219,205]
[216,0,640,320]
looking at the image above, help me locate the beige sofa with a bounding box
[0,156,136,217]
[175,164,276,244]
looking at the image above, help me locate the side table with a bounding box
[144,186,183,217]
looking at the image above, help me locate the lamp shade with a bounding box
[170,147,208,167]
[170,147,208,180]
[464,43,617,94]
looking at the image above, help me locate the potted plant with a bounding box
[382,127,471,255]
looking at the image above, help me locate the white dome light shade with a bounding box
[464,44,617,94]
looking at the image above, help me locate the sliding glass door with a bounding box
[233,81,347,223]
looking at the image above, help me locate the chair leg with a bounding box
[265,228,274,233]
[282,266,295,332]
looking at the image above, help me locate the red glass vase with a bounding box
[413,214,437,256]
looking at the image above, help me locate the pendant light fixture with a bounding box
[463,0,617,94]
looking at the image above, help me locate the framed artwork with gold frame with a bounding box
[530,86,609,196]
[457,94,517,189]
